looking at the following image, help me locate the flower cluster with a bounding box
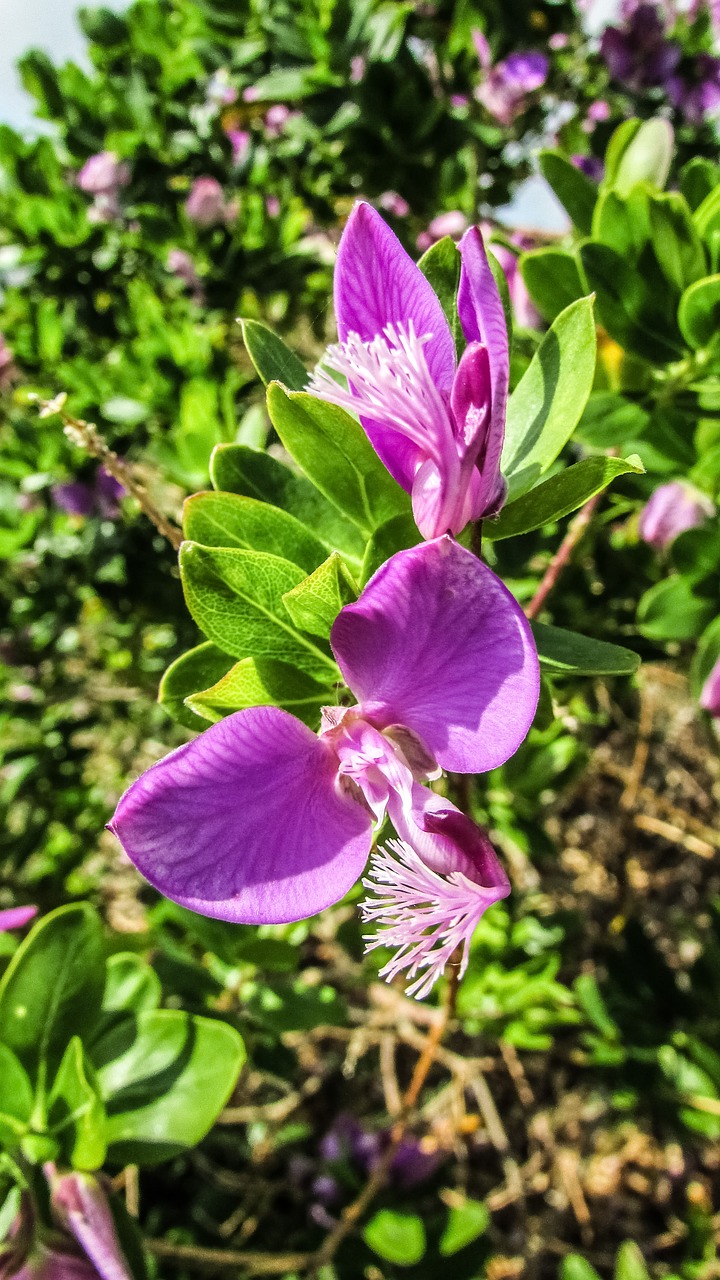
[111,204,540,996]
[76,152,130,224]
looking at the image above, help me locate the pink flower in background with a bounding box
[263,104,300,137]
[77,152,130,224]
[185,177,233,226]
[167,249,204,302]
[701,655,720,718]
[450,93,470,108]
[378,191,410,218]
[265,196,281,217]
[350,56,366,83]
[311,202,509,538]
[0,333,16,389]
[639,481,715,551]
[77,152,130,196]
[483,228,541,331]
[224,126,251,166]
[52,467,124,520]
[548,33,569,50]
[0,905,37,931]
[242,85,260,102]
[416,209,468,252]
[111,538,539,995]
[473,31,548,126]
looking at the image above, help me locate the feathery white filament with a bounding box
[308,322,454,464]
[361,838,492,1000]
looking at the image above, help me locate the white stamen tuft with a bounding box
[360,838,495,1000]
[308,322,454,463]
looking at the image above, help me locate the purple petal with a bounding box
[51,1173,132,1280]
[700,655,720,718]
[334,202,456,391]
[450,341,505,518]
[110,707,372,924]
[457,227,509,466]
[330,537,539,773]
[0,905,37,932]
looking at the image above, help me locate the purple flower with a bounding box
[600,5,681,90]
[308,202,509,539]
[1,1173,132,1280]
[378,191,410,218]
[110,537,539,995]
[700,654,720,718]
[0,333,16,389]
[0,905,37,931]
[572,154,604,181]
[52,468,124,521]
[416,210,468,252]
[77,153,129,196]
[185,177,229,227]
[320,1115,445,1186]
[350,56,366,83]
[483,230,541,331]
[668,55,720,123]
[224,126,251,166]
[167,249,204,302]
[264,104,299,137]
[473,34,548,126]
[639,481,715,551]
[265,195,281,218]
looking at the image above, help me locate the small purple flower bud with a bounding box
[549,32,569,50]
[310,1175,342,1206]
[378,191,410,218]
[50,1170,133,1280]
[350,55,366,83]
[700,655,720,718]
[639,482,715,552]
[572,154,604,181]
[0,905,37,931]
[265,196,281,217]
[389,1136,446,1188]
[52,481,96,518]
[77,152,130,195]
[450,93,470,108]
[242,85,260,102]
[264,104,292,136]
[416,209,468,251]
[94,468,124,519]
[185,177,228,226]
[588,99,611,122]
[225,127,251,166]
[167,248,203,298]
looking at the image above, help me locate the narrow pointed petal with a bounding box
[457,227,509,450]
[331,537,539,773]
[0,905,37,932]
[335,202,456,390]
[110,707,372,924]
[449,341,505,522]
[51,1174,132,1280]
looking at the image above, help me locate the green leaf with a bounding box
[103,954,161,1016]
[637,578,715,642]
[183,491,328,573]
[239,318,308,391]
[575,392,650,450]
[94,1010,245,1165]
[439,1199,490,1255]
[0,1044,33,1139]
[0,903,104,1075]
[281,553,357,639]
[185,657,328,728]
[209,444,365,567]
[266,384,409,534]
[539,149,598,234]
[418,236,464,353]
[502,298,597,501]
[49,1036,107,1170]
[519,248,586,323]
[691,615,720,701]
[180,542,338,681]
[561,1256,603,1280]
[361,512,420,585]
[681,157,720,211]
[648,192,706,293]
[693,183,720,242]
[678,275,720,350]
[487,455,643,540]
[605,117,673,196]
[615,1241,651,1280]
[592,187,651,260]
[363,1209,426,1266]
[532,623,640,676]
[158,642,236,732]
[574,974,620,1039]
[580,242,683,364]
